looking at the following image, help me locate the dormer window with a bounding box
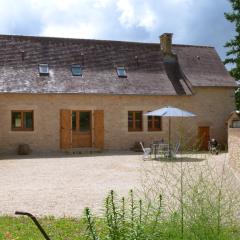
[117,67,127,78]
[71,64,82,76]
[39,64,49,76]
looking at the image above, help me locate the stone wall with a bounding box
[228,111,240,173]
[0,87,235,153]
[228,128,240,172]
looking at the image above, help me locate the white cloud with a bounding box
[27,0,108,39]
[30,0,84,11]
[116,0,157,29]
[41,22,99,39]
[138,5,156,29]
[117,0,135,27]
[93,0,113,8]
[0,0,235,60]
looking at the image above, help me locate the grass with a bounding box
[0,216,87,240]
[1,211,239,240]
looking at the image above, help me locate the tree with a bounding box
[224,0,240,109]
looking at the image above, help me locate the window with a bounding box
[12,111,34,131]
[79,111,91,132]
[72,111,91,132]
[128,111,142,131]
[117,67,127,77]
[148,116,162,131]
[39,64,49,76]
[72,111,77,130]
[232,120,240,128]
[71,64,82,76]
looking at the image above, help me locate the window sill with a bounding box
[148,129,162,132]
[128,129,143,132]
[11,129,34,132]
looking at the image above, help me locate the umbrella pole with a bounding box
[169,117,171,157]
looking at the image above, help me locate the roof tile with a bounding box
[0,34,236,95]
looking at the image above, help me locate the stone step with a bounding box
[67,148,102,155]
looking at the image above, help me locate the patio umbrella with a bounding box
[145,106,196,147]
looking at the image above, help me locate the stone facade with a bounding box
[0,87,235,153]
[228,112,240,173]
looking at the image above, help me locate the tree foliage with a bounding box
[224,0,240,109]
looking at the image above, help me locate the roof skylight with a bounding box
[71,64,82,76]
[39,64,49,76]
[117,67,127,78]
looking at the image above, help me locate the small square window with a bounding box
[117,67,127,78]
[71,65,82,76]
[39,64,49,76]
[12,110,34,131]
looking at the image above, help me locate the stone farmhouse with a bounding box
[0,33,236,153]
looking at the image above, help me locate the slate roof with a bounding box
[0,34,236,95]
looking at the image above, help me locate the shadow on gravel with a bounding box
[0,151,142,161]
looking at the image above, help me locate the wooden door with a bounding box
[94,110,104,149]
[60,109,72,150]
[198,126,210,151]
[72,111,92,148]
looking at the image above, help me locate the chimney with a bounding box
[160,33,173,55]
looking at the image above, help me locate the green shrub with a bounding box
[84,157,240,240]
[84,189,164,240]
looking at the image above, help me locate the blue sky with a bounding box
[0,0,235,63]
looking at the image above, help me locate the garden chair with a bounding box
[208,138,221,155]
[139,142,151,160]
[170,140,180,158]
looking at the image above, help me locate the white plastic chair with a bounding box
[171,141,180,158]
[139,142,151,160]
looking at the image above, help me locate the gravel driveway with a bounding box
[0,152,238,217]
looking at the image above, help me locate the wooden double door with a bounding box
[60,109,104,150]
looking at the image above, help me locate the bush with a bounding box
[84,189,164,240]
[84,157,240,240]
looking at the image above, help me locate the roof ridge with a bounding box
[173,43,214,49]
[0,34,157,46]
[0,33,214,48]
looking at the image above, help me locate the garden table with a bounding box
[151,143,171,159]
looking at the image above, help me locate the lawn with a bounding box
[1,213,240,240]
[0,216,87,239]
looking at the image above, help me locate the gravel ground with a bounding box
[0,152,238,217]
